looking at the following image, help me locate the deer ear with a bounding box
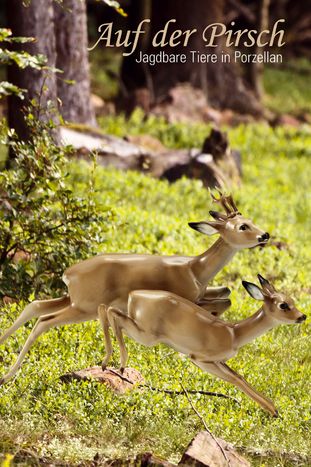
[257,274,270,288]
[257,273,275,295]
[242,281,264,300]
[209,210,227,221]
[188,221,220,236]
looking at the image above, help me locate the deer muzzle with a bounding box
[257,232,270,243]
[296,314,307,323]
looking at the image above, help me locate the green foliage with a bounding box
[263,59,311,115]
[99,107,212,149]
[0,82,26,100]
[0,28,35,44]
[90,48,122,100]
[0,28,47,101]
[0,110,110,300]
[0,118,310,465]
[101,0,128,17]
[0,48,46,70]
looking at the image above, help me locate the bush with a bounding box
[0,109,110,300]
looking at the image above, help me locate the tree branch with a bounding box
[180,380,231,466]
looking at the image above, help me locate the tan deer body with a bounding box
[103,275,306,416]
[125,290,236,361]
[0,193,269,384]
[62,239,235,316]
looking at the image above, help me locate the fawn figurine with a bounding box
[101,274,306,416]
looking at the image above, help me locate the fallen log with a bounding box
[60,126,241,189]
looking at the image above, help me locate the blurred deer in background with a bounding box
[102,275,306,416]
[0,192,270,384]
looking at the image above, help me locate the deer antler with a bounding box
[209,189,240,217]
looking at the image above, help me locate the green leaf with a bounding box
[0,28,36,43]
[0,48,47,69]
[100,0,127,17]
[0,81,27,99]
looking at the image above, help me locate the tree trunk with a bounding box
[54,0,96,126]
[249,0,271,99]
[7,0,58,143]
[121,0,262,116]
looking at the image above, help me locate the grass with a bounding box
[0,118,311,465]
[263,59,311,115]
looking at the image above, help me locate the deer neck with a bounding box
[234,307,275,348]
[191,237,236,287]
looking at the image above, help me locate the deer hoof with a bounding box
[120,367,125,374]
[101,363,107,372]
[273,409,279,418]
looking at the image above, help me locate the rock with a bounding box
[179,431,250,467]
[60,366,144,394]
[273,114,301,128]
[91,94,115,116]
[91,93,105,113]
[125,134,167,154]
[218,110,235,126]
[152,84,208,124]
[202,107,223,125]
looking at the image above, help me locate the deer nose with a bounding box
[257,232,270,242]
[296,314,307,323]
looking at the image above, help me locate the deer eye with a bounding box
[279,302,289,310]
[239,224,249,231]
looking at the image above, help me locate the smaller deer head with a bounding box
[189,190,270,249]
[243,274,306,324]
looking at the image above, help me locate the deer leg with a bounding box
[197,287,231,317]
[106,307,129,372]
[107,306,156,372]
[98,304,113,370]
[201,286,231,300]
[0,304,87,385]
[192,359,278,417]
[0,295,70,346]
[196,298,231,317]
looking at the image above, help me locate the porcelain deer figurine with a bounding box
[0,192,270,384]
[101,275,306,416]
